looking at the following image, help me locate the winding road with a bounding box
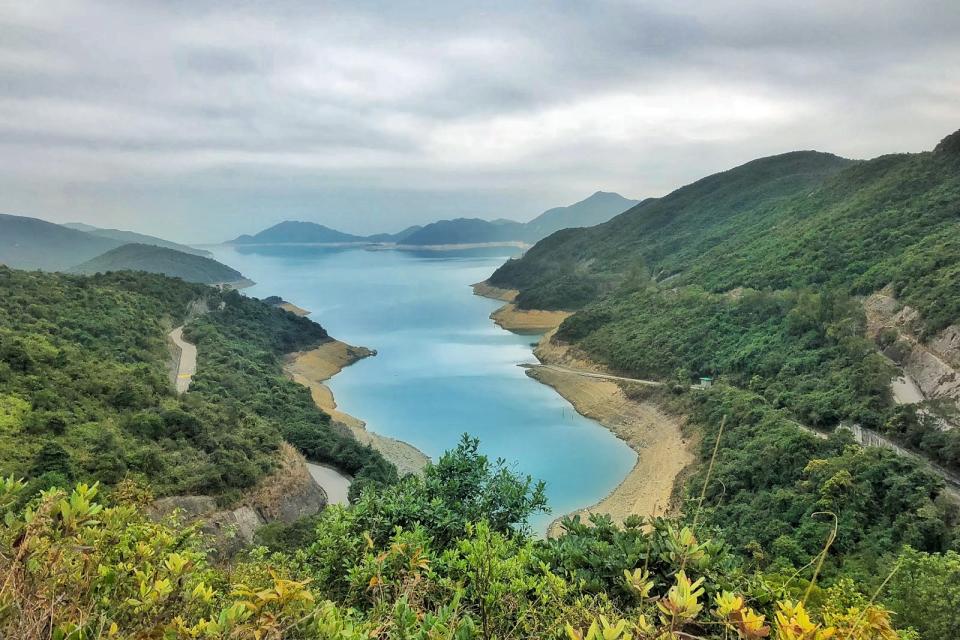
[306,463,352,505]
[167,314,356,506]
[169,326,197,394]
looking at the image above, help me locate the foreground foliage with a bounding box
[0,469,913,639]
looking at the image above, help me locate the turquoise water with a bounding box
[208,245,636,533]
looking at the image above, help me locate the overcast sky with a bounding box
[2,1,959,242]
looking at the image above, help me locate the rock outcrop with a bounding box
[150,443,327,556]
[864,289,960,416]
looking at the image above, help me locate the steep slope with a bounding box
[490,151,855,309]
[523,191,640,239]
[70,226,213,257]
[0,267,395,499]
[0,214,122,270]
[70,243,248,285]
[488,129,960,469]
[229,220,368,244]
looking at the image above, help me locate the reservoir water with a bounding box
[208,245,636,533]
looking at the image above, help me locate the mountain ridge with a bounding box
[63,224,213,257]
[226,191,638,247]
[0,214,124,271]
[69,243,250,285]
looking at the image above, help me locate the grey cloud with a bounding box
[0,0,958,242]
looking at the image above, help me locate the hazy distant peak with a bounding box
[63,222,99,232]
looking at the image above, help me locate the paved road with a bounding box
[169,326,197,393]
[306,463,352,506]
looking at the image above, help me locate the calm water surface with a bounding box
[208,245,636,533]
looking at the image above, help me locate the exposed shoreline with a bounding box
[530,331,695,537]
[284,339,430,477]
[472,281,695,536]
[470,282,573,333]
[279,301,311,317]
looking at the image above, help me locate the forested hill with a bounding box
[0,214,123,271]
[0,267,395,503]
[70,243,249,285]
[490,131,960,328]
[489,150,857,309]
[478,134,960,640]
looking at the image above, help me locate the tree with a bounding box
[31,441,73,479]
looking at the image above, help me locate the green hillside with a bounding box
[491,133,960,332]
[70,243,248,285]
[489,151,856,309]
[0,267,395,502]
[485,131,960,598]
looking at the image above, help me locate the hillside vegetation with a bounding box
[479,132,960,638]
[70,243,249,285]
[2,437,948,639]
[0,256,957,636]
[491,131,960,468]
[0,268,394,504]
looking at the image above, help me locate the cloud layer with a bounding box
[2,0,958,241]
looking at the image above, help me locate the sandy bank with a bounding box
[284,340,430,476]
[491,304,572,333]
[216,278,256,290]
[472,282,572,333]
[279,302,311,316]
[471,281,518,302]
[529,330,695,537]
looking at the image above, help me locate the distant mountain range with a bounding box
[227,191,639,247]
[1,214,126,271]
[229,221,422,245]
[62,223,212,257]
[0,214,246,285]
[70,243,248,285]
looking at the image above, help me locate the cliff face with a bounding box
[151,443,327,556]
[865,290,960,413]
